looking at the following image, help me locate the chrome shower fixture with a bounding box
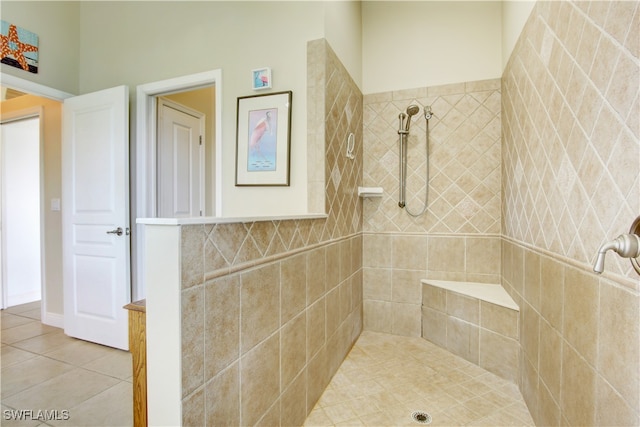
[424,105,433,120]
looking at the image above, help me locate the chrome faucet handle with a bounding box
[593,233,640,274]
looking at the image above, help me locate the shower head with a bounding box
[403,104,420,132]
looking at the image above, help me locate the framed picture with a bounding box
[252,67,272,90]
[236,91,292,186]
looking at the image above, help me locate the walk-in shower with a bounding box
[397,104,433,216]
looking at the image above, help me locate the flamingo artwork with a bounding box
[247,109,277,171]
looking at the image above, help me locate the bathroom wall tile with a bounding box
[307,247,326,305]
[281,371,308,427]
[390,302,421,337]
[422,283,446,312]
[480,301,518,339]
[446,291,479,324]
[281,253,307,325]
[595,374,640,427]
[391,269,423,303]
[325,287,341,338]
[521,355,539,423]
[536,380,560,427]
[181,225,204,289]
[597,280,640,412]
[281,312,306,393]
[538,319,562,403]
[182,386,204,427]
[421,307,447,348]
[306,297,326,362]
[392,235,427,270]
[561,341,596,427]
[255,399,280,427]
[240,263,280,354]
[510,245,524,298]
[466,236,501,276]
[363,234,392,268]
[326,243,341,289]
[540,256,564,333]
[363,300,392,333]
[363,267,392,301]
[524,251,541,312]
[478,329,519,383]
[521,301,540,368]
[338,281,351,325]
[563,266,598,366]
[339,240,351,283]
[428,236,465,273]
[181,286,204,398]
[446,316,479,364]
[205,361,240,427]
[241,332,280,427]
[307,347,329,411]
[204,275,240,381]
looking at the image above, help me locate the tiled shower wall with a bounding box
[178,38,364,426]
[362,80,503,336]
[502,1,639,426]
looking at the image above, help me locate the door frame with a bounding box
[135,69,222,298]
[156,97,206,218]
[0,109,44,310]
[0,73,72,325]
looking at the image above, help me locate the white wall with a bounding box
[324,1,363,90]
[362,1,503,94]
[502,1,536,70]
[77,1,325,217]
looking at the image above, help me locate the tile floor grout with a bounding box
[2,301,133,427]
[304,331,535,427]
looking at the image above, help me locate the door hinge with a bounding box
[200,210,203,216]
[199,135,203,145]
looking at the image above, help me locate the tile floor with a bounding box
[305,331,535,427]
[1,301,133,427]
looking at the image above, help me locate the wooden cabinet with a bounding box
[124,300,147,427]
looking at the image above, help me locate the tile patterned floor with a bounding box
[305,331,535,427]
[1,301,133,427]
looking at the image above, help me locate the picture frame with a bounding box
[235,91,292,186]
[252,67,272,90]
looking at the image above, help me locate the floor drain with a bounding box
[411,411,432,425]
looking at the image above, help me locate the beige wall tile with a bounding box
[392,235,427,270]
[422,306,447,348]
[241,333,280,426]
[205,362,240,426]
[521,356,539,423]
[598,280,640,412]
[281,312,307,391]
[326,243,341,289]
[391,302,421,337]
[391,269,423,303]
[181,225,204,289]
[540,256,564,333]
[446,291,479,324]
[255,399,280,427]
[307,247,326,305]
[446,316,479,364]
[595,375,640,427]
[466,236,501,275]
[363,234,392,268]
[478,329,519,384]
[182,286,204,398]
[182,386,204,427]
[307,347,329,411]
[240,263,280,353]
[325,287,341,338]
[204,275,240,381]
[422,283,446,312]
[536,381,560,427]
[428,236,465,273]
[524,251,541,312]
[563,267,598,366]
[561,342,596,427]
[281,371,308,427]
[363,267,392,301]
[306,297,326,362]
[480,301,518,339]
[538,319,561,403]
[521,301,540,368]
[363,300,392,333]
[281,253,307,325]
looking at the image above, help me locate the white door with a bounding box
[62,86,130,350]
[0,117,42,308]
[157,99,204,218]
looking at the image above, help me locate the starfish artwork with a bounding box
[1,21,39,73]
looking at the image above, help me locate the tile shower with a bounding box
[174,1,639,425]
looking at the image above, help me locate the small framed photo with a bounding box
[236,91,292,186]
[252,67,272,90]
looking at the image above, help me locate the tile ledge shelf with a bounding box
[137,213,328,226]
[421,279,519,311]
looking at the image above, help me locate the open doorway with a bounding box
[1,115,42,309]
